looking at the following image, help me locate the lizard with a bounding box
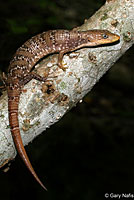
[2,29,120,190]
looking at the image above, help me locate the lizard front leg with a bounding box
[58,50,69,71]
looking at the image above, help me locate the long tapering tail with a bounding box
[8,89,47,190]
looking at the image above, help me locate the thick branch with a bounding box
[0,0,134,167]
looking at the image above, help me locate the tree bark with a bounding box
[0,0,134,167]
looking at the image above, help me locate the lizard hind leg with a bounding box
[20,72,47,86]
[30,72,47,82]
[0,72,7,90]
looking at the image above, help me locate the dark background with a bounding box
[0,0,134,199]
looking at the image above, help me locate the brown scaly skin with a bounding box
[2,29,120,190]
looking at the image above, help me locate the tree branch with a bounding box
[0,0,134,167]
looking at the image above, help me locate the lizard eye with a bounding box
[102,34,108,39]
[87,38,91,42]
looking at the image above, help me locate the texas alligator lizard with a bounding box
[2,29,120,190]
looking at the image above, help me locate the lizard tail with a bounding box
[8,90,47,191]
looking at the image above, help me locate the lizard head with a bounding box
[79,29,120,46]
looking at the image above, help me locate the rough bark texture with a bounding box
[0,0,134,167]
